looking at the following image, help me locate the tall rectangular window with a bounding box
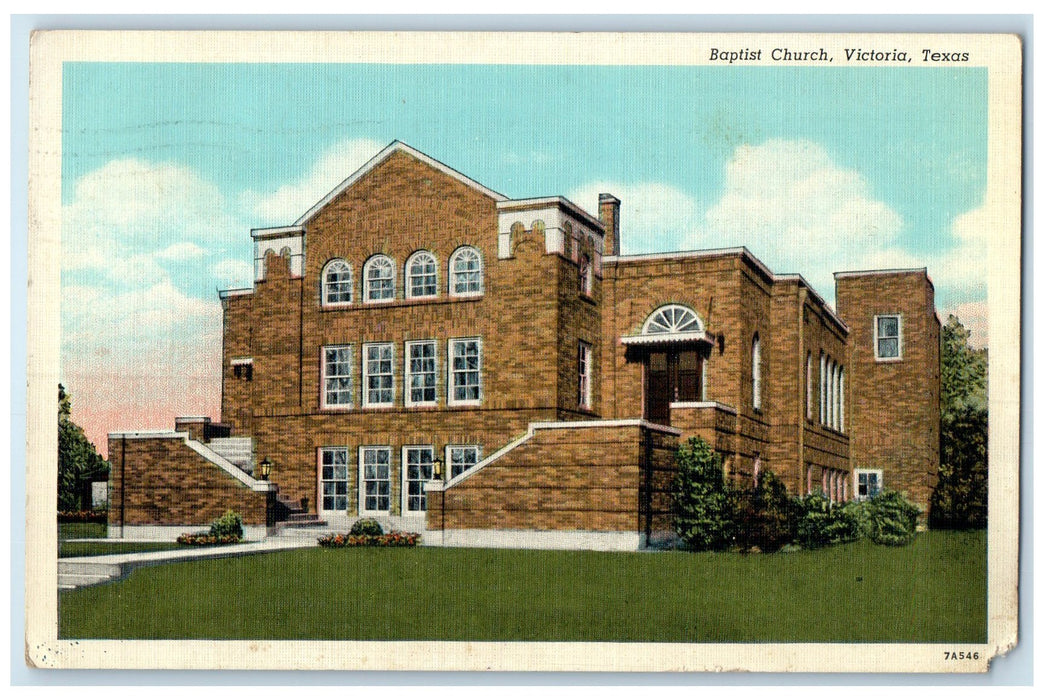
[322,345,353,408]
[363,343,394,407]
[359,446,391,514]
[406,340,437,406]
[578,341,592,409]
[448,445,481,479]
[806,352,813,420]
[402,446,434,513]
[319,447,350,513]
[449,338,481,405]
[874,314,902,360]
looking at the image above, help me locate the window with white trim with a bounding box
[402,446,434,513]
[406,251,438,299]
[405,340,437,406]
[363,343,394,407]
[819,351,826,423]
[806,352,813,420]
[578,341,592,409]
[839,367,845,432]
[874,314,902,360]
[232,357,253,381]
[319,447,350,512]
[449,246,483,296]
[448,445,481,479]
[579,254,592,296]
[359,446,391,514]
[855,469,882,500]
[449,337,482,405]
[751,333,762,410]
[364,255,395,302]
[322,259,353,306]
[321,345,353,408]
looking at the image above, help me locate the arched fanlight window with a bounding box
[752,333,763,410]
[321,259,352,306]
[406,250,438,299]
[641,304,704,335]
[363,255,395,302]
[449,246,483,296]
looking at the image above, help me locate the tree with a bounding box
[931,316,988,529]
[58,384,109,511]
[672,437,736,551]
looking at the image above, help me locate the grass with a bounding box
[58,522,188,558]
[59,530,986,643]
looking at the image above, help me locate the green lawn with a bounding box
[59,530,986,643]
[58,522,187,558]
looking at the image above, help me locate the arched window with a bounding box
[752,333,762,410]
[839,366,845,432]
[321,259,352,306]
[449,246,483,296]
[406,251,438,299]
[363,255,395,302]
[641,304,704,336]
[578,254,592,296]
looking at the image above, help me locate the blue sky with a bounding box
[60,62,989,451]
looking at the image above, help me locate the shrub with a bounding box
[317,531,420,547]
[734,470,795,553]
[856,490,921,546]
[209,510,244,539]
[794,492,860,550]
[57,509,107,524]
[349,518,384,537]
[672,437,736,551]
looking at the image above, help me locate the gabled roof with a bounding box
[293,140,507,226]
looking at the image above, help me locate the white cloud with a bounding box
[930,205,989,301]
[61,279,224,454]
[244,137,384,225]
[210,258,254,288]
[158,241,207,261]
[568,182,700,255]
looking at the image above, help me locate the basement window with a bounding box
[855,469,883,500]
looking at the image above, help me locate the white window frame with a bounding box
[321,344,353,409]
[321,258,353,307]
[819,351,826,424]
[874,313,903,361]
[401,445,435,514]
[449,246,484,297]
[405,340,438,407]
[363,254,396,303]
[318,447,351,514]
[855,469,883,501]
[362,342,394,408]
[405,250,438,300]
[358,446,392,515]
[578,341,592,410]
[839,367,845,433]
[446,444,482,479]
[751,333,762,411]
[448,337,482,406]
[806,352,813,420]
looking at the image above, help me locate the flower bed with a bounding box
[176,533,243,546]
[318,531,420,548]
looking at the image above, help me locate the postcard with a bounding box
[25,30,1021,672]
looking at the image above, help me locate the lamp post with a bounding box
[258,457,273,481]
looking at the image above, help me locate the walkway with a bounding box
[58,529,327,590]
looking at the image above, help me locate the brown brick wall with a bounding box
[426,423,679,533]
[835,270,941,511]
[107,435,269,528]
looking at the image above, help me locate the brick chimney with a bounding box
[598,193,621,256]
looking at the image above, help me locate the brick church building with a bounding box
[108,141,940,548]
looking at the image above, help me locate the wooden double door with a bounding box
[644,348,703,426]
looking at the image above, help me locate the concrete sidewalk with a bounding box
[58,531,326,590]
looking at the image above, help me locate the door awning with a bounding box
[620,331,716,346]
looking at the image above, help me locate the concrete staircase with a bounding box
[207,437,254,474]
[276,495,327,529]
